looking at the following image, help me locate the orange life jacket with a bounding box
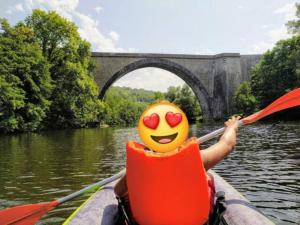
[126,138,210,225]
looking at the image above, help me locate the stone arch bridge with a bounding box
[91,52,261,120]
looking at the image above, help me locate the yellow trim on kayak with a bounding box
[63,187,102,225]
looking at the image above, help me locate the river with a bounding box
[0,122,299,224]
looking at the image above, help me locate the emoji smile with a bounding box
[151,133,178,144]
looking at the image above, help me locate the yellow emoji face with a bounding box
[138,101,189,153]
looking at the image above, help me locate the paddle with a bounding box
[0,169,125,225]
[1,88,300,225]
[197,88,300,144]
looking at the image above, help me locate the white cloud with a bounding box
[75,13,129,52]
[274,2,297,21]
[6,3,25,14]
[248,41,274,54]
[248,25,291,54]
[18,0,130,52]
[113,68,185,92]
[23,0,78,20]
[95,6,103,14]
[109,31,120,41]
[269,25,290,42]
[15,4,25,12]
[248,2,297,54]
[260,24,272,29]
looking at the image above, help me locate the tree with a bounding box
[251,35,300,108]
[234,81,257,115]
[286,3,300,35]
[25,10,101,128]
[153,91,165,102]
[165,84,202,122]
[0,19,52,132]
[165,86,180,102]
[233,4,300,119]
[103,87,150,126]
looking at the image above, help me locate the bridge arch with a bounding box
[99,58,213,120]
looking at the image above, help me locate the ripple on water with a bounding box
[213,122,300,224]
[0,123,299,224]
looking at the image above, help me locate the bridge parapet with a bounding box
[91,52,261,120]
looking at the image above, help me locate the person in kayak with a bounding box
[115,101,240,225]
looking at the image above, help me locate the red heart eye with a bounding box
[165,112,182,127]
[143,113,160,129]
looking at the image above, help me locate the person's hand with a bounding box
[224,116,241,131]
[201,115,241,170]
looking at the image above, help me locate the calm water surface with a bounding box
[0,122,299,224]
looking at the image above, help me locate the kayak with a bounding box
[63,171,275,225]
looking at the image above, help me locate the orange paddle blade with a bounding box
[242,88,300,125]
[0,200,58,225]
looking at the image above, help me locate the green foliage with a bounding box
[103,85,202,126]
[251,35,300,108]
[153,91,165,101]
[165,84,202,122]
[25,10,101,128]
[0,10,103,132]
[103,87,162,126]
[165,86,180,102]
[0,19,52,133]
[286,3,300,35]
[106,86,162,103]
[234,7,300,119]
[234,81,257,115]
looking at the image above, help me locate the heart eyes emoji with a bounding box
[165,112,182,127]
[143,112,182,129]
[143,113,160,129]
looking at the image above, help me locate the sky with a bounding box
[0,0,298,92]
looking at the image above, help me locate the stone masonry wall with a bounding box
[91,52,261,120]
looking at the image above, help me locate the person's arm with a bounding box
[114,174,128,197]
[201,116,240,171]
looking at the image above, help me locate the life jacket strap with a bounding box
[116,196,137,225]
[209,191,227,225]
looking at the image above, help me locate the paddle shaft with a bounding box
[58,86,300,203]
[57,169,126,204]
[58,126,233,205]
[58,126,237,204]
[58,123,239,204]
[1,88,299,225]
[197,120,244,144]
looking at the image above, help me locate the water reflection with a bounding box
[0,122,299,224]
